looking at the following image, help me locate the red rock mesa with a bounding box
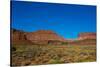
[26,30,66,44]
[11,29,66,45]
[78,33,96,40]
[11,29,96,45]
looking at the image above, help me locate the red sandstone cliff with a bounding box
[11,29,32,45]
[11,29,96,45]
[26,30,66,43]
[68,32,96,45]
[78,32,96,40]
[11,29,66,45]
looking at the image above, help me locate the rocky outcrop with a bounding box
[78,32,96,40]
[68,32,96,45]
[11,29,32,45]
[11,29,66,45]
[26,30,66,44]
[11,29,26,41]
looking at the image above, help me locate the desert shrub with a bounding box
[12,46,16,52]
[62,42,68,45]
[47,59,62,64]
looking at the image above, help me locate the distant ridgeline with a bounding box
[11,29,96,45]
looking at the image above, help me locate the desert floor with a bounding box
[11,44,96,66]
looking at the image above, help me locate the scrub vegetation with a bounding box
[11,44,96,66]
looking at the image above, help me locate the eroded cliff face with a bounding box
[78,33,96,40]
[11,29,32,45]
[11,29,66,45]
[68,33,96,45]
[11,29,26,41]
[26,30,66,44]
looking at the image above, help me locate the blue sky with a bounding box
[11,1,96,39]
